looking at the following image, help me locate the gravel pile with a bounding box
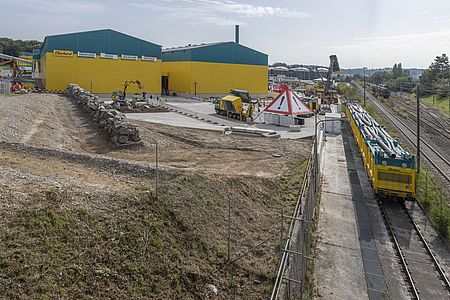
[66,84,142,146]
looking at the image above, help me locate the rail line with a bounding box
[355,83,450,182]
[379,200,450,299]
[401,101,450,141]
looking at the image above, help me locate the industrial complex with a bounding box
[28,26,268,96]
[1,18,450,300]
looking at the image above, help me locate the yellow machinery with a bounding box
[214,95,255,121]
[111,80,144,101]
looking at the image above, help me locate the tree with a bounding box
[392,62,403,78]
[271,62,288,68]
[434,77,449,98]
[421,54,450,94]
[0,37,42,57]
[392,63,398,78]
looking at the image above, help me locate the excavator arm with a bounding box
[324,55,340,93]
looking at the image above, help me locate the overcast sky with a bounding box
[2,0,450,68]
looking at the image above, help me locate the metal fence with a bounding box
[271,142,321,299]
[0,78,11,95]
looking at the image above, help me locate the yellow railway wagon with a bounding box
[345,102,416,199]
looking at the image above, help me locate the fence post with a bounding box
[280,210,284,263]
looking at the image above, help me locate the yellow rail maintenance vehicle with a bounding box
[214,95,255,122]
[345,101,416,200]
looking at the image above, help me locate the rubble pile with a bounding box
[66,84,141,146]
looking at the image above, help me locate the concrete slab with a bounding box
[153,96,316,139]
[314,134,368,300]
[126,112,224,131]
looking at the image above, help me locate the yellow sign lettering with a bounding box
[53,50,74,57]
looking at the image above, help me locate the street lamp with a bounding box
[416,86,420,174]
[363,67,366,107]
[314,116,346,189]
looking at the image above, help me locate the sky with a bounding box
[1,0,450,68]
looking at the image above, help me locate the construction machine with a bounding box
[214,95,255,122]
[314,55,340,95]
[315,55,340,107]
[111,80,144,108]
[230,89,251,103]
[112,80,144,100]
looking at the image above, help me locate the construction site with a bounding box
[3,16,449,300]
[0,25,341,299]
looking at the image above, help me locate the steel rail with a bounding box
[378,201,420,299]
[403,205,450,291]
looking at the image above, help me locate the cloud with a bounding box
[130,0,308,25]
[324,29,450,67]
[24,0,107,15]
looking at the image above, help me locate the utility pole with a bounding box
[227,195,231,262]
[363,67,366,107]
[416,86,421,174]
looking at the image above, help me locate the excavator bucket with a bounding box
[329,55,340,73]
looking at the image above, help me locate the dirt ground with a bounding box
[0,93,312,299]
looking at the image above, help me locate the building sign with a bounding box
[100,53,118,60]
[53,50,73,57]
[77,51,97,58]
[121,54,138,61]
[142,56,157,62]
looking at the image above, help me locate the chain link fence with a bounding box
[271,140,321,299]
[0,78,11,95]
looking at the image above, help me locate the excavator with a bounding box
[315,55,340,112]
[315,55,340,96]
[111,80,144,100]
[111,80,144,108]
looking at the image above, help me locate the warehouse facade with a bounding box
[36,29,162,94]
[162,42,268,96]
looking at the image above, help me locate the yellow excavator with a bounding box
[214,95,255,121]
[111,80,144,102]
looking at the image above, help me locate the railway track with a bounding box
[379,200,450,299]
[355,83,450,183]
[399,100,450,140]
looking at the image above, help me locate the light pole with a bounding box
[416,86,420,174]
[363,67,366,107]
[314,116,346,189]
[151,138,159,199]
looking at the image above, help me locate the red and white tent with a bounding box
[264,84,312,116]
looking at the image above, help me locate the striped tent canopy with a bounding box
[264,84,312,116]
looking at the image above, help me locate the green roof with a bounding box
[41,29,161,58]
[162,42,268,66]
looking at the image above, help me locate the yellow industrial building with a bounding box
[35,29,162,94]
[162,42,268,96]
[34,29,268,96]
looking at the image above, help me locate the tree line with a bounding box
[420,54,449,97]
[368,62,414,92]
[0,37,42,57]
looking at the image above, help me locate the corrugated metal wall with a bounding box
[43,29,161,58]
[162,42,267,66]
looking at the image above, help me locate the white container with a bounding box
[325,113,341,134]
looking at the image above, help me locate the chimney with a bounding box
[235,25,240,44]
